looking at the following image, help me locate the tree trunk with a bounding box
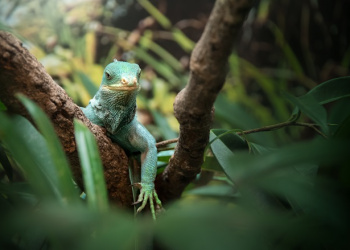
[156,0,253,202]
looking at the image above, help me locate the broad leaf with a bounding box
[283,92,329,135]
[328,97,350,135]
[249,142,272,155]
[211,129,248,152]
[185,185,236,198]
[0,113,77,204]
[225,139,348,185]
[16,95,77,204]
[156,201,293,250]
[201,156,225,173]
[305,76,350,105]
[208,130,248,183]
[0,144,13,181]
[1,203,137,250]
[74,119,109,212]
[157,150,174,163]
[0,182,37,206]
[215,95,276,146]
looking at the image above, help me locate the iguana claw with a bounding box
[134,183,162,220]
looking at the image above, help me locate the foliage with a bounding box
[1,77,350,249]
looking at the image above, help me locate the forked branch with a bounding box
[155,0,254,202]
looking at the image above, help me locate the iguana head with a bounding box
[100,60,141,92]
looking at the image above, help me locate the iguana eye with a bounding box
[105,72,112,80]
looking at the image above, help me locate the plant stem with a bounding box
[156,120,327,149]
[156,138,179,148]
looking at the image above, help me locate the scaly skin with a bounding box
[81,60,162,219]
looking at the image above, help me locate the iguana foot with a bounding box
[134,182,162,220]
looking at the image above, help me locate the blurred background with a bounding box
[1,0,349,146]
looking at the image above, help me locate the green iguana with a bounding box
[81,59,162,219]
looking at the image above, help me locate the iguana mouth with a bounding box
[103,84,139,91]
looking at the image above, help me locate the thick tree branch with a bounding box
[0,31,133,207]
[156,0,253,202]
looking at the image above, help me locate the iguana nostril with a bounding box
[121,77,128,85]
[133,77,137,85]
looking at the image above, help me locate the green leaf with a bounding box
[259,173,345,223]
[0,114,77,204]
[138,0,171,29]
[211,129,248,152]
[156,201,291,250]
[0,182,37,206]
[185,185,236,198]
[328,97,350,135]
[283,77,350,136]
[283,92,329,135]
[332,115,350,188]
[305,76,350,105]
[225,139,348,185]
[222,138,349,227]
[1,203,137,250]
[171,28,195,52]
[201,156,225,173]
[249,142,272,155]
[0,99,7,111]
[209,130,247,183]
[214,95,276,146]
[334,115,350,139]
[0,144,13,181]
[157,150,174,163]
[78,72,99,98]
[270,23,304,76]
[139,35,183,72]
[16,95,78,204]
[74,119,108,212]
[151,110,178,140]
[215,95,261,129]
[133,46,181,86]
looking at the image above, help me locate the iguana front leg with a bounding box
[112,118,162,220]
[135,145,162,220]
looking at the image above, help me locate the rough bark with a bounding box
[156,0,253,202]
[0,31,133,207]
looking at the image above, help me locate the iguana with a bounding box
[81,59,162,219]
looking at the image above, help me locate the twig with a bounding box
[157,147,175,152]
[292,122,327,138]
[156,120,327,149]
[155,138,178,148]
[236,121,327,138]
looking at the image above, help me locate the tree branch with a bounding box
[0,31,133,207]
[155,0,253,202]
[155,138,178,148]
